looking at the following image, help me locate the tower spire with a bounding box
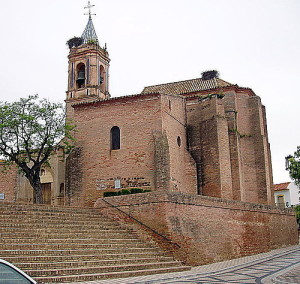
[82,1,98,44]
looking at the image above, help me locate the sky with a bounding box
[0,0,299,184]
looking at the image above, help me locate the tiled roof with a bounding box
[142,77,235,96]
[273,182,290,191]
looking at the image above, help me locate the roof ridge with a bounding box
[144,77,204,89]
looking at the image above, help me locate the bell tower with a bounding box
[66,1,110,121]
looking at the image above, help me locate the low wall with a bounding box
[94,191,298,266]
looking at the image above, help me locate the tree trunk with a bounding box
[32,181,43,204]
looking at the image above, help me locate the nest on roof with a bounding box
[67,37,84,49]
[201,70,220,80]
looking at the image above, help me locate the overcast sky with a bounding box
[0,0,299,184]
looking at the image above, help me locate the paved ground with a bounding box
[66,245,300,284]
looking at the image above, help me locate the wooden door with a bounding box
[41,183,52,204]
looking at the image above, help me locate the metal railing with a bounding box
[102,198,180,248]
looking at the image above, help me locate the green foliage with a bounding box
[130,188,144,194]
[103,191,120,197]
[286,146,300,186]
[87,39,98,45]
[0,95,75,203]
[294,205,300,224]
[103,188,151,197]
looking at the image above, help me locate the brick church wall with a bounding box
[95,191,298,266]
[185,89,273,205]
[187,96,233,199]
[161,95,197,194]
[69,93,197,206]
[223,91,274,205]
[0,163,17,202]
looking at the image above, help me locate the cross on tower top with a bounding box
[84,1,96,18]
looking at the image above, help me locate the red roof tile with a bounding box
[273,182,290,191]
[142,77,234,96]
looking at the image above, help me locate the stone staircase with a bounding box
[0,203,189,283]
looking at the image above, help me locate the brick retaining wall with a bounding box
[95,191,298,265]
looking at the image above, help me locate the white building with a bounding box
[274,182,300,208]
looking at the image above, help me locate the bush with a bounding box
[130,188,144,194]
[294,205,300,224]
[103,188,151,197]
[120,189,130,195]
[103,191,120,197]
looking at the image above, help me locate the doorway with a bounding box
[41,183,52,204]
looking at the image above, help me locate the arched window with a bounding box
[111,126,120,150]
[99,65,104,85]
[177,136,181,147]
[59,183,65,197]
[76,63,85,89]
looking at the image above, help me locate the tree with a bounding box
[0,95,74,204]
[286,146,300,186]
[294,205,300,226]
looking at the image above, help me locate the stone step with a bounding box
[34,266,190,283]
[2,251,166,263]
[0,247,162,257]
[0,203,102,214]
[0,212,113,222]
[0,232,138,240]
[0,237,142,244]
[1,222,122,230]
[15,256,175,270]
[0,242,158,250]
[0,227,136,236]
[1,213,118,221]
[0,203,189,281]
[27,261,184,277]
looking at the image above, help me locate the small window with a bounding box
[114,179,121,189]
[41,169,45,176]
[169,100,172,111]
[111,126,120,150]
[177,136,181,147]
[59,183,65,197]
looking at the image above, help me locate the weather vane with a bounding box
[84,1,96,17]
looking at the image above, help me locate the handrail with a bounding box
[102,198,180,248]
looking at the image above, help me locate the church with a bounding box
[0,3,297,266]
[1,8,273,207]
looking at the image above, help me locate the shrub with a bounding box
[103,191,120,197]
[130,188,144,194]
[103,188,151,197]
[120,189,130,195]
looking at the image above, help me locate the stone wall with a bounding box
[95,191,298,266]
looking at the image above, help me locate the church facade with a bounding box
[1,12,274,207]
[61,14,273,207]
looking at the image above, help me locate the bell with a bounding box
[76,71,85,84]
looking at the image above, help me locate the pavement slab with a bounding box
[64,244,300,284]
